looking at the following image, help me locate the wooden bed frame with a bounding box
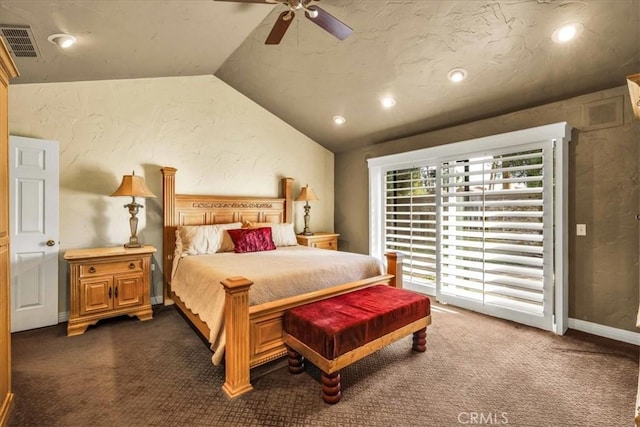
[161,167,404,398]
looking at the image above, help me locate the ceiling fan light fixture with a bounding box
[447,68,468,83]
[333,115,346,125]
[552,23,583,43]
[283,11,294,21]
[47,33,77,48]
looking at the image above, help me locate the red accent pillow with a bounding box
[227,227,276,253]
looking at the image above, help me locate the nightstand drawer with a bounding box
[80,259,142,276]
[310,238,337,250]
[296,233,339,251]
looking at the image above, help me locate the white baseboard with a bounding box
[568,318,640,345]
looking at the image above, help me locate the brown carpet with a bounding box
[8,301,638,427]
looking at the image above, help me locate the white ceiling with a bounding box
[1,0,639,153]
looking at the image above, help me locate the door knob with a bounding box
[46,240,56,246]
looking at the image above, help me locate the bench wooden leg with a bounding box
[412,327,427,352]
[287,347,305,374]
[321,372,342,404]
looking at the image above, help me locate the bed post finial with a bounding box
[161,167,177,305]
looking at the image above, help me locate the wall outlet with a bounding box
[576,224,587,236]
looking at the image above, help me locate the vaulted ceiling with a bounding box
[1,0,639,153]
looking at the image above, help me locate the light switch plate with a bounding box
[576,224,587,236]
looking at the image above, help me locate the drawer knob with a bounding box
[129,262,136,269]
[89,266,96,274]
[312,243,317,248]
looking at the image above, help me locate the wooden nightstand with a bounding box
[296,233,339,250]
[64,245,156,336]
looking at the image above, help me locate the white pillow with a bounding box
[177,223,242,256]
[271,223,298,246]
[216,222,243,252]
[243,222,297,247]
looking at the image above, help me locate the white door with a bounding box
[9,136,59,332]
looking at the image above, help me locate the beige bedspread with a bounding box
[171,245,384,365]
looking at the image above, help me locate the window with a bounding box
[369,123,571,333]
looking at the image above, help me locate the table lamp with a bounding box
[110,171,156,248]
[295,184,319,236]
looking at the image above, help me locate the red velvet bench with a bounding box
[282,284,431,404]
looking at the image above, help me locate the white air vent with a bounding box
[0,25,40,58]
[581,96,624,131]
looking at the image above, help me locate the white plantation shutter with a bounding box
[370,123,570,332]
[384,166,437,293]
[437,146,552,326]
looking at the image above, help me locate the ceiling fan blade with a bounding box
[265,11,295,45]
[304,6,352,41]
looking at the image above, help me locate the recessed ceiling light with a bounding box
[552,23,583,43]
[47,33,77,48]
[447,68,468,83]
[333,115,346,125]
[381,97,396,109]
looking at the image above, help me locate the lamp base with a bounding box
[123,200,143,249]
[302,231,314,236]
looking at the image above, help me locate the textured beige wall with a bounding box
[335,86,639,332]
[8,75,334,312]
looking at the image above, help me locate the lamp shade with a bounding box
[295,185,319,202]
[110,173,156,198]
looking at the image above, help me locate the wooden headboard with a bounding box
[160,167,294,303]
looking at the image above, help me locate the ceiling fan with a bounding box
[217,0,353,45]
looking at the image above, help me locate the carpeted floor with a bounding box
[8,301,638,427]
